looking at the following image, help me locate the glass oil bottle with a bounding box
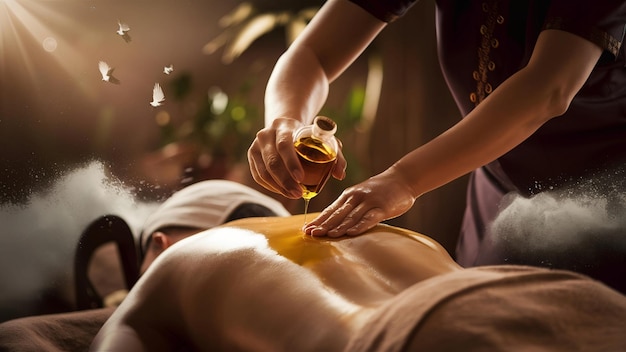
[293,116,339,224]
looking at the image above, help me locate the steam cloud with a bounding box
[489,171,626,292]
[491,191,626,253]
[0,161,158,322]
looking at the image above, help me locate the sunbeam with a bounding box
[0,0,99,102]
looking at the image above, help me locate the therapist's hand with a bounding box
[248,117,347,199]
[303,166,417,237]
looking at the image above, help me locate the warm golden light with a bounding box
[42,36,57,52]
[0,0,98,100]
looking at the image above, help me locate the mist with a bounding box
[489,171,626,292]
[492,191,626,252]
[0,161,158,322]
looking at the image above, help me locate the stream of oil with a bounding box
[303,198,310,226]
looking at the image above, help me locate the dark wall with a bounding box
[369,0,467,253]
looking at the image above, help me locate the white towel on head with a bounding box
[140,180,291,251]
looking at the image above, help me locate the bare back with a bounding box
[91,214,460,351]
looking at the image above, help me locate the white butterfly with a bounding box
[150,83,165,107]
[98,60,119,84]
[117,20,132,43]
[163,64,174,75]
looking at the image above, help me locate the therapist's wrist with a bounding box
[386,164,422,201]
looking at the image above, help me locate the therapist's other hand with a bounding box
[248,117,347,199]
[303,166,417,237]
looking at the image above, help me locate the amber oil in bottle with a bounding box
[293,116,339,224]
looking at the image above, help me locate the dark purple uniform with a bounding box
[348,0,626,272]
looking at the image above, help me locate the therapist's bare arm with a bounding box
[248,0,386,198]
[305,29,603,237]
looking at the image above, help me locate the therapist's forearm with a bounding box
[264,46,330,127]
[391,68,570,198]
[393,28,602,199]
[263,0,386,127]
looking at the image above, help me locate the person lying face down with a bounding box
[91,214,626,352]
[0,180,292,352]
[138,179,291,274]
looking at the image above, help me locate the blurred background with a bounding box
[0,0,466,321]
